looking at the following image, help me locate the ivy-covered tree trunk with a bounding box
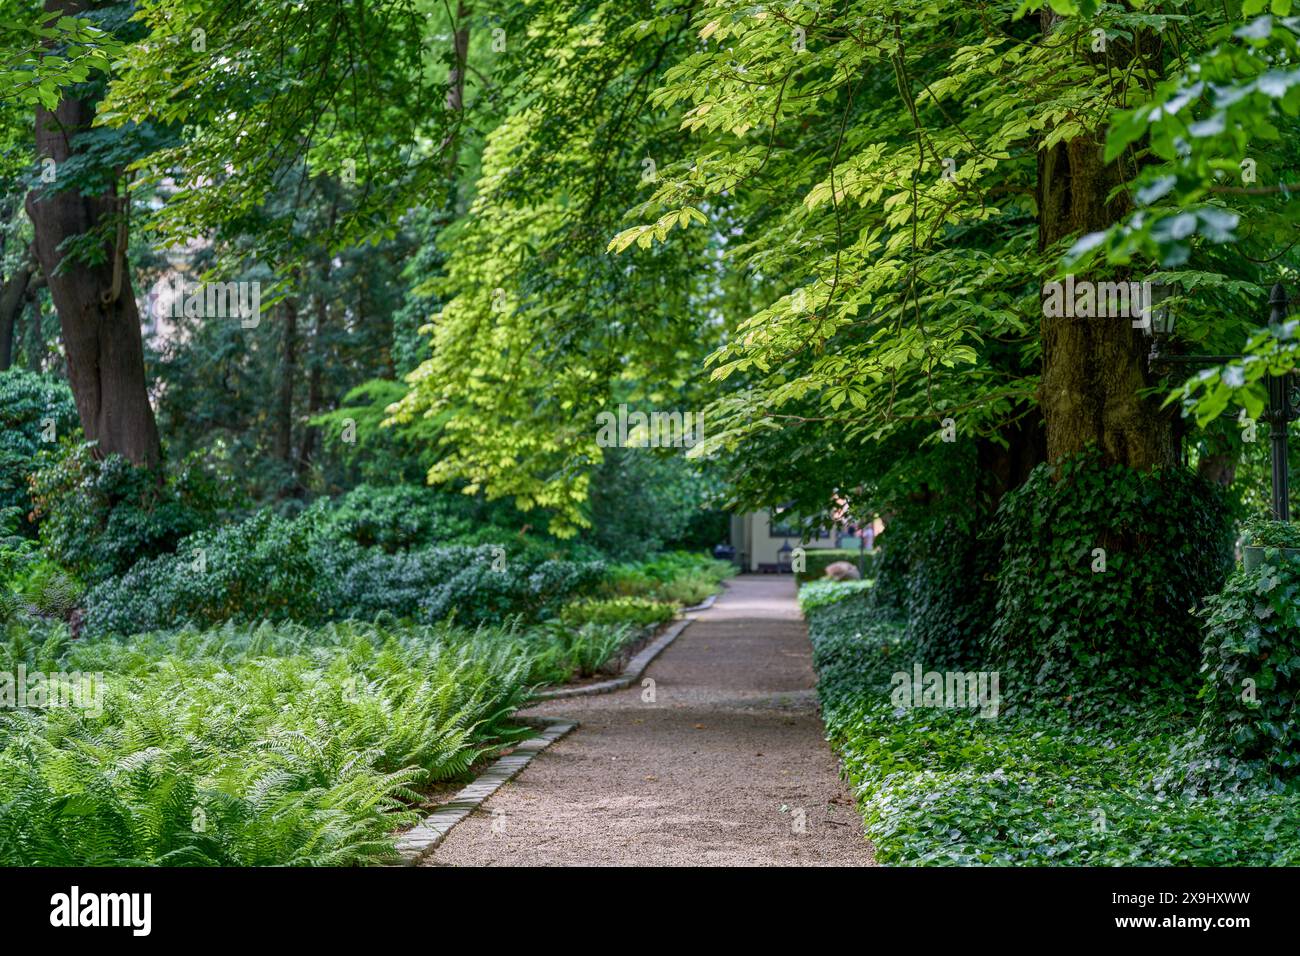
[25,0,161,466]
[1035,20,1177,471]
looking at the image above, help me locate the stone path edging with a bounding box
[680,592,718,614]
[394,716,577,865]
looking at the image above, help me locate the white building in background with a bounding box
[727,509,883,573]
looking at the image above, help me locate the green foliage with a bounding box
[311,483,473,553]
[0,619,546,866]
[332,546,605,628]
[82,498,608,637]
[1200,555,1300,775]
[586,448,727,559]
[1241,516,1300,548]
[989,454,1234,704]
[808,590,1300,866]
[559,596,675,630]
[530,620,637,681]
[82,509,327,636]
[29,443,231,584]
[308,380,439,488]
[796,578,873,614]
[0,8,119,109]
[0,369,78,529]
[8,555,82,621]
[599,551,734,606]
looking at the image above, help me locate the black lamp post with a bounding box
[1150,282,1297,521]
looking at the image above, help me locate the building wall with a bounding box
[726,512,883,573]
[744,510,841,572]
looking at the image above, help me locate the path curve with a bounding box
[424,575,875,866]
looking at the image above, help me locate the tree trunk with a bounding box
[0,257,31,371]
[274,297,298,465]
[25,0,160,466]
[1036,13,1176,472]
[1196,426,1239,488]
[441,3,471,200]
[295,293,326,480]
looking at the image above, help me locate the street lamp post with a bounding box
[1151,282,1296,521]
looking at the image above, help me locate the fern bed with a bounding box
[0,618,634,866]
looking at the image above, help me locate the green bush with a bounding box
[1240,516,1300,549]
[903,516,997,669]
[29,443,232,584]
[797,578,873,613]
[312,483,474,552]
[82,509,328,636]
[1200,546,1300,776]
[586,447,727,559]
[83,505,607,637]
[601,551,733,605]
[989,453,1233,705]
[559,596,675,629]
[528,620,636,680]
[334,545,605,626]
[0,370,79,531]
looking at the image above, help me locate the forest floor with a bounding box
[423,575,875,866]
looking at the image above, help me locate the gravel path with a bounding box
[423,574,875,866]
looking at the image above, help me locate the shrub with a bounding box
[11,557,83,621]
[29,443,232,583]
[0,369,78,530]
[559,596,675,629]
[527,620,636,680]
[312,483,474,552]
[600,552,733,605]
[1240,516,1300,549]
[797,578,873,613]
[989,453,1233,705]
[85,514,607,638]
[586,447,726,559]
[1200,545,1300,776]
[904,516,996,668]
[83,509,328,636]
[333,545,604,626]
